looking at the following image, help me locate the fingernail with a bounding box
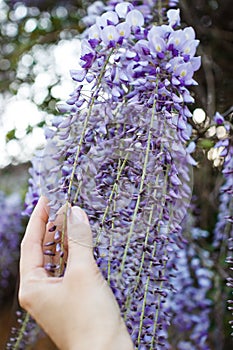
[71,206,89,225]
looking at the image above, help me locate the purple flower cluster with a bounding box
[82,1,179,28]
[22,150,44,216]
[70,2,200,141]
[165,221,212,349]
[0,191,22,303]
[7,311,40,350]
[22,1,201,349]
[213,112,233,335]
[213,131,233,246]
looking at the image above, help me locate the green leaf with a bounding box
[198,139,215,150]
[6,129,16,142]
[26,125,33,134]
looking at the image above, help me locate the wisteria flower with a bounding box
[17,1,205,349]
[167,8,180,28]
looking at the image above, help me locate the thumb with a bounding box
[66,206,94,271]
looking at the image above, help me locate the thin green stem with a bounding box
[136,164,170,349]
[58,201,69,276]
[107,185,118,284]
[157,0,163,25]
[67,49,114,202]
[95,154,129,246]
[133,168,162,292]
[123,172,161,320]
[12,313,30,350]
[119,93,157,276]
[57,50,115,278]
[73,179,83,204]
[150,185,173,350]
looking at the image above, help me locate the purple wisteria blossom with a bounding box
[82,0,180,28]
[7,311,40,350]
[213,112,233,336]
[22,151,43,216]
[0,191,22,303]
[21,1,203,349]
[165,218,212,349]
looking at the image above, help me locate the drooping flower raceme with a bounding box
[21,2,202,349]
[165,214,212,350]
[0,191,22,303]
[213,112,233,336]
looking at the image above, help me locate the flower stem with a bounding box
[107,186,118,284]
[67,49,114,202]
[95,154,129,246]
[158,0,163,25]
[123,131,165,313]
[137,160,170,349]
[58,201,69,276]
[119,91,158,276]
[12,312,30,350]
[56,51,115,275]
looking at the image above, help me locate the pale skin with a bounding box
[18,196,134,350]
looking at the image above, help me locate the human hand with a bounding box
[19,196,134,350]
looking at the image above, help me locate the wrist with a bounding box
[69,324,134,350]
[106,327,134,350]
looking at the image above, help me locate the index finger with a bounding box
[20,196,49,277]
